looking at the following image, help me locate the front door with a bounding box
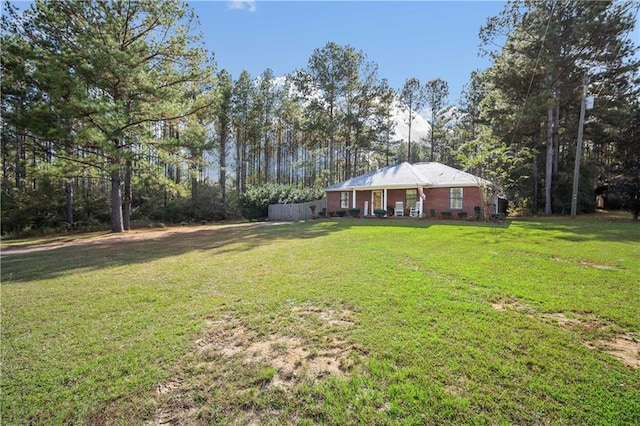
[372,190,383,214]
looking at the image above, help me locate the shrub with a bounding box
[348,208,360,217]
[336,209,347,217]
[491,213,506,222]
[441,211,452,218]
[386,206,394,216]
[1,179,77,235]
[373,209,387,218]
[458,211,468,219]
[473,206,482,220]
[140,183,235,223]
[430,209,437,218]
[238,183,324,220]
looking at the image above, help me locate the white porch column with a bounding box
[418,186,424,217]
[383,189,388,212]
[370,193,374,216]
[352,189,357,209]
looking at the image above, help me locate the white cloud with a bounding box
[391,101,431,144]
[228,0,256,12]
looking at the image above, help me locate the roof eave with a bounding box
[428,182,493,188]
[327,183,431,191]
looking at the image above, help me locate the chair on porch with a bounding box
[394,201,404,217]
[409,202,420,217]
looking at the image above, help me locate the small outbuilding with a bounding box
[325,162,500,218]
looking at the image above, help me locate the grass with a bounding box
[1,214,639,424]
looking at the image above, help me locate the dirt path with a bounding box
[0,222,285,257]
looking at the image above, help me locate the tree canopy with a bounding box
[2,0,639,234]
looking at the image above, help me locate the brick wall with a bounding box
[327,190,376,214]
[326,191,342,212]
[327,186,484,216]
[424,187,483,214]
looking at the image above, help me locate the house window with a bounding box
[406,189,417,210]
[340,192,349,209]
[450,188,463,210]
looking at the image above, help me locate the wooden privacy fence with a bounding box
[268,199,327,221]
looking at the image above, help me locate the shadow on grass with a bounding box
[1,221,347,283]
[3,215,633,284]
[513,216,640,243]
[2,218,508,283]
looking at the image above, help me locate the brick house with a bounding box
[325,162,499,217]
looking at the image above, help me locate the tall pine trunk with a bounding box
[553,104,560,175]
[15,127,25,189]
[276,127,282,183]
[111,166,124,233]
[430,116,435,162]
[263,133,269,184]
[191,151,198,218]
[65,179,73,226]
[241,132,247,192]
[407,107,413,163]
[123,159,132,230]
[329,108,335,185]
[1,128,9,192]
[533,131,540,215]
[544,104,554,215]
[235,128,241,193]
[345,131,352,180]
[219,146,226,219]
[191,176,198,217]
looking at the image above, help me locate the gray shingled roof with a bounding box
[326,162,493,191]
[412,162,493,187]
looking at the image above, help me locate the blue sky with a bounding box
[191,1,509,102]
[7,0,637,104]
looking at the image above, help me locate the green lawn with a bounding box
[2,215,639,425]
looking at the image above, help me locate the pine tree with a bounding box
[425,78,450,163]
[5,0,214,232]
[297,42,358,184]
[215,70,234,217]
[232,70,255,193]
[480,0,639,214]
[399,78,427,163]
[372,79,397,167]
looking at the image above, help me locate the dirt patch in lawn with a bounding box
[587,336,640,370]
[492,301,639,370]
[147,305,361,425]
[543,312,639,370]
[194,317,356,388]
[196,306,360,387]
[540,312,606,332]
[490,299,536,315]
[491,301,515,311]
[549,256,621,270]
[290,305,358,328]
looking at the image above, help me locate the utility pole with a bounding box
[570,75,593,218]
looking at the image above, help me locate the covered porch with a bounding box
[327,186,426,218]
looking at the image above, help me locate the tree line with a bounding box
[472,0,640,217]
[2,0,639,235]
